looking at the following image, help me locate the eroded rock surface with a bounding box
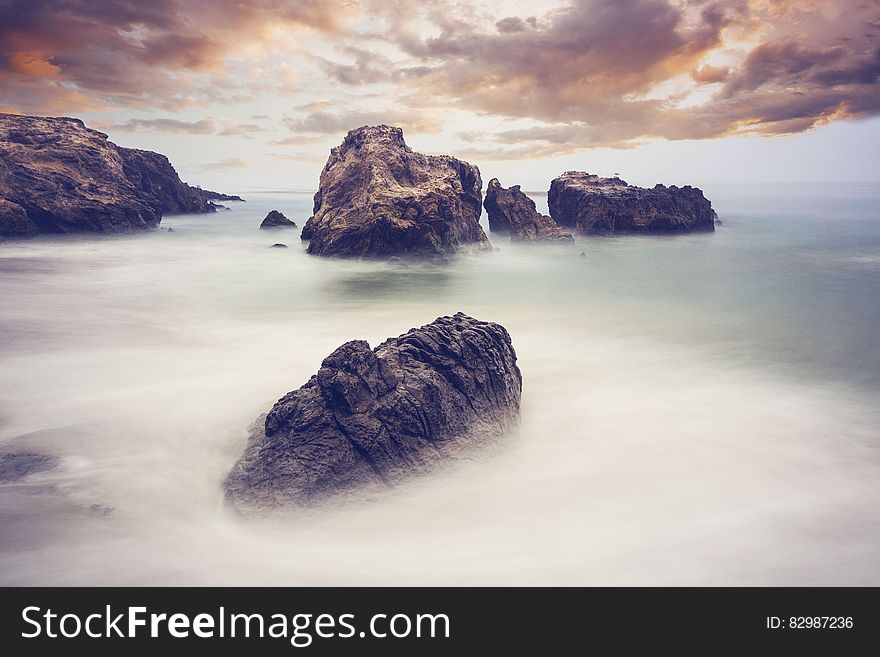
[300,125,489,258]
[225,312,521,515]
[484,178,573,242]
[0,113,217,238]
[548,172,717,234]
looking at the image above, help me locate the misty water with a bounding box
[1,183,879,585]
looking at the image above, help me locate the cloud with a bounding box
[218,123,268,137]
[282,108,441,135]
[0,0,353,111]
[373,0,880,149]
[113,117,216,134]
[202,156,247,170]
[692,63,729,84]
[1,0,879,155]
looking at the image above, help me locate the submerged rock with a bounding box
[484,178,574,242]
[0,113,218,238]
[548,172,717,234]
[270,243,288,248]
[260,210,296,229]
[0,452,59,484]
[301,125,489,258]
[225,312,521,515]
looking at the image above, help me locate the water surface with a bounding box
[1,183,878,585]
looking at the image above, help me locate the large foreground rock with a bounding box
[0,113,216,238]
[548,172,717,234]
[301,125,489,258]
[484,178,573,242]
[225,312,521,515]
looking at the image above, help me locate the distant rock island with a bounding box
[484,178,573,242]
[225,313,521,516]
[201,189,245,202]
[260,210,296,229]
[301,125,489,258]
[548,171,717,234]
[0,113,222,238]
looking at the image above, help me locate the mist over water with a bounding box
[1,183,879,585]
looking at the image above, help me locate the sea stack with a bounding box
[0,113,219,238]
[548,172,717,234]
[225,313,522,516]
[300,125,489,258]
[484,178,574,242]
[260,210,296,229]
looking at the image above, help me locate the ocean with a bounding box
[1,183,878,585]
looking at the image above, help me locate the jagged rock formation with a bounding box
[300,125,489,258]
[0,113,218,238]
[484,178,574,242]
[225,312,521,515]
[201,189,245,202]
[260,210,296,229]
[548,172,717,234]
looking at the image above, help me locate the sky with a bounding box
[1,0,879,192]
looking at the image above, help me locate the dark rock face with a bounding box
[548,172,717,234]
[225,312,521,515]
[0,113,216,238]
[260,210,296,229]
[118,147,214,215]
[201,189,245,202]
[300,125,489,258]
[484,178,574,242]
[0,452,59,484]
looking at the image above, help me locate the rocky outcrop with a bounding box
[300,125,489,258]
[260,210,296,229]
[117,147,214,216]
[0,113,217,238]
[201,189,245,202]
[548,172,716,234]
[484,178,573,242]
[225,312,521,516]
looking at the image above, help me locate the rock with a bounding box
[484,178,574,242]
[715,218,723,226]
[260,210,296,229]
[117,147,214,215]
[301,125,489,258]
[225,312,522,515]
[0,452,59,484]
[270,243,288,248]
[0,113,216,238]
[548,172,717,234]
[201,189,245,202]
[0,198,39,238]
